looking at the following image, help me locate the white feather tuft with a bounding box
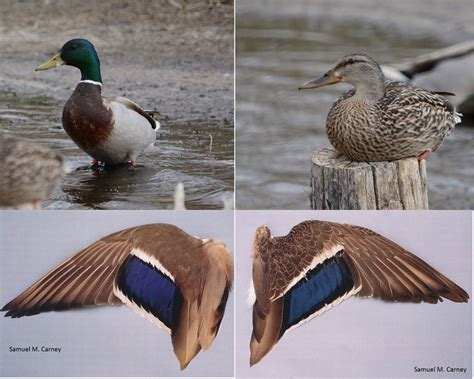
[131,248,175,282]
[273,244,344,300]
[173,182,186,210]
[247,280,256,307]
[63,160,74,174]
[381,66,410,82]
[284,284,362,335]
[222,193,234,210]
[113,285,171,334]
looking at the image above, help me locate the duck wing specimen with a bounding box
[249,220,468,365]
[2,224,233,370]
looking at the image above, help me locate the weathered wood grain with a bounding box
[310,148,429,210]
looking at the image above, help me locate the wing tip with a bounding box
[3,308,26,318]
[249,356,259,367]
[2,301,28,318]
[178,358,191,371]
[444,288,469,303]
[249,334,272,367]
[173,343,201,371]
[171,300,202,370]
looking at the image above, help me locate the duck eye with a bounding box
[71,45,77,50]
[347,58,354,64]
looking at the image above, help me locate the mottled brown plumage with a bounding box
[2,223,233,370]
[250,220,468,365]
[300,53,461,161]
[0,133,64,209]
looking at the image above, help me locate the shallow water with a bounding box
[0,91,234,210]
[236,2,474,209]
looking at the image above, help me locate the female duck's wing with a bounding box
[250,222,353,366]
[107,96,159,130]
[250,226,285,366]
[335,223,468,303]
[380,81,460,144]
[250,220,468,365]
[1,226,140,318]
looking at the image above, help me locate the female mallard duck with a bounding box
[36,39,159,166]
[249,220,468,365]
[299,53,462,161]
[2,223,233,370]
[0,133,64,209]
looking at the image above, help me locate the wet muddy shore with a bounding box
[0,0,234,210]
[0,0,234,122]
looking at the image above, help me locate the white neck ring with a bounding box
[79,80,102,86]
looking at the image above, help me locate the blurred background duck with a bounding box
[0,132,64,209]
[299,53,462,162]
[36,39,159,166]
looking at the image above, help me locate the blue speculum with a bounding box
[117,256,183,329]
[280,252,354,336]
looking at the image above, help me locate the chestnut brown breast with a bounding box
[62,83,113,150]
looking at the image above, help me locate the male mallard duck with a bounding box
[2,224,233,370]
[0,132,64,209]
[249,220,468,365]
[299,53,462,161]
[36,39,159,166]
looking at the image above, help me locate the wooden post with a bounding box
[310,148,429,210]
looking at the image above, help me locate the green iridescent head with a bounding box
[36,39,102,83]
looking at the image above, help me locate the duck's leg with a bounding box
[131,160,137,167]
[91,158,99,166]
[417,150,430,161]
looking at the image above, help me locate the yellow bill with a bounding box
[35,52,65,71]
